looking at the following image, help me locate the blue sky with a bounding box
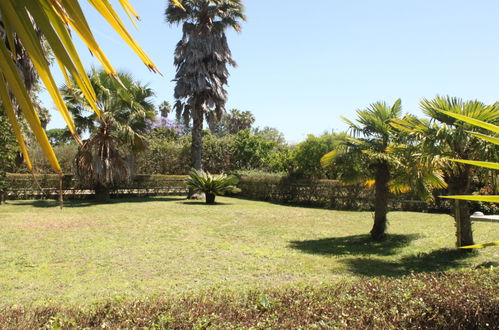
[42,0,499,143]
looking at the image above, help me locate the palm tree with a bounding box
[322,100,446,241]
[436,111,499,249]
[165,0,245,171]
[394,96,499,247]
[61,68,156,201]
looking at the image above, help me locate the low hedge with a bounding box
[5,173,453,212]
[0,269,497,329]
[236,174,452,212]
[4,174,188,200]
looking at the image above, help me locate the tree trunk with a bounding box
[205,193,216,204]
[125,154,136,177]
[454,199,474,247]
[191,112,203,171]
[94,183,110,202]
[370,161,390,241]
[448,167,474,248]
[188,111,203,199]
[0,190,5,205]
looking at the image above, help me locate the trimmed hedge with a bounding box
[236,174,452,212]
[0,269,497,329]
[5,174,188,200]
[5,173,451,212]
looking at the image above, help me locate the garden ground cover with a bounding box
[0,196,497,307]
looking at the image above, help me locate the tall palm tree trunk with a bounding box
[191,112,203,171]
[449,167,474,247]
[94,182,110,202]
[188,111,203,199]
[454,199,474,247]
[371,161,390,241]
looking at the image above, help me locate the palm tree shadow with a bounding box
[289,234,419,257]
[179,201,234,206]
[10,197,183,208]
[8,200,59,208]
[341,248,478,277]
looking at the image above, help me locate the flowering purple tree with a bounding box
[146,116,187,136]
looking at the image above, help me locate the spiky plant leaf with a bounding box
[185,169,241,196]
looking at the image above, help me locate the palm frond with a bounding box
[441,195,499,203]
[1,0,167,173]
[185,168,241,195]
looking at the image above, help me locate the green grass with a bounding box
[0,197,497,306]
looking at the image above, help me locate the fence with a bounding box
[236,175,452,212]
[4,173,452,212]
[4,174,188,200]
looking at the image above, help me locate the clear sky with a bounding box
[41,0,499,143]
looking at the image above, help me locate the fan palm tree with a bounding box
[165,0,245,171]
[435,111,499,249]
[322,99,446,241]
[393,96,499,247]
[60,68,156,201]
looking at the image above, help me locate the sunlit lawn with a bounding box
[0,196,497,306]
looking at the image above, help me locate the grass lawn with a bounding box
[0,196,497,306]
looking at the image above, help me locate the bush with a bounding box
[0,269,496,328]
[236,173,452,212]
[186,169,240,204]
[19,143,79,174]
[291,133,346,179]
[136,130,291,175]
[136,136,190,175]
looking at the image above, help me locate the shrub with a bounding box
[291,133,346,179]
[0,269,496,328]
[235,173,452,212]
[136,130,291,175]
[20,143,79,174]
[185,169,241,204]
[136,136,190,174]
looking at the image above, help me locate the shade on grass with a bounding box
[0,197,497,306]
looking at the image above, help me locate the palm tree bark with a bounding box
[371,161,390,241]
[94,182,110,202]
[448,166,474,247]
[187,111,203,199]
[191,111,203,171]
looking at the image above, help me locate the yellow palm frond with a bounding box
[460,241,499,249]
[0,0,180,173]
[441,195,499,203]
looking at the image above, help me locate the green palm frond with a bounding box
[61,68,156,153]
[468,132,499,145]
[185,169,241,195]
[438,109,499,134]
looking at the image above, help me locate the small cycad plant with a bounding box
[185,169,241,204]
